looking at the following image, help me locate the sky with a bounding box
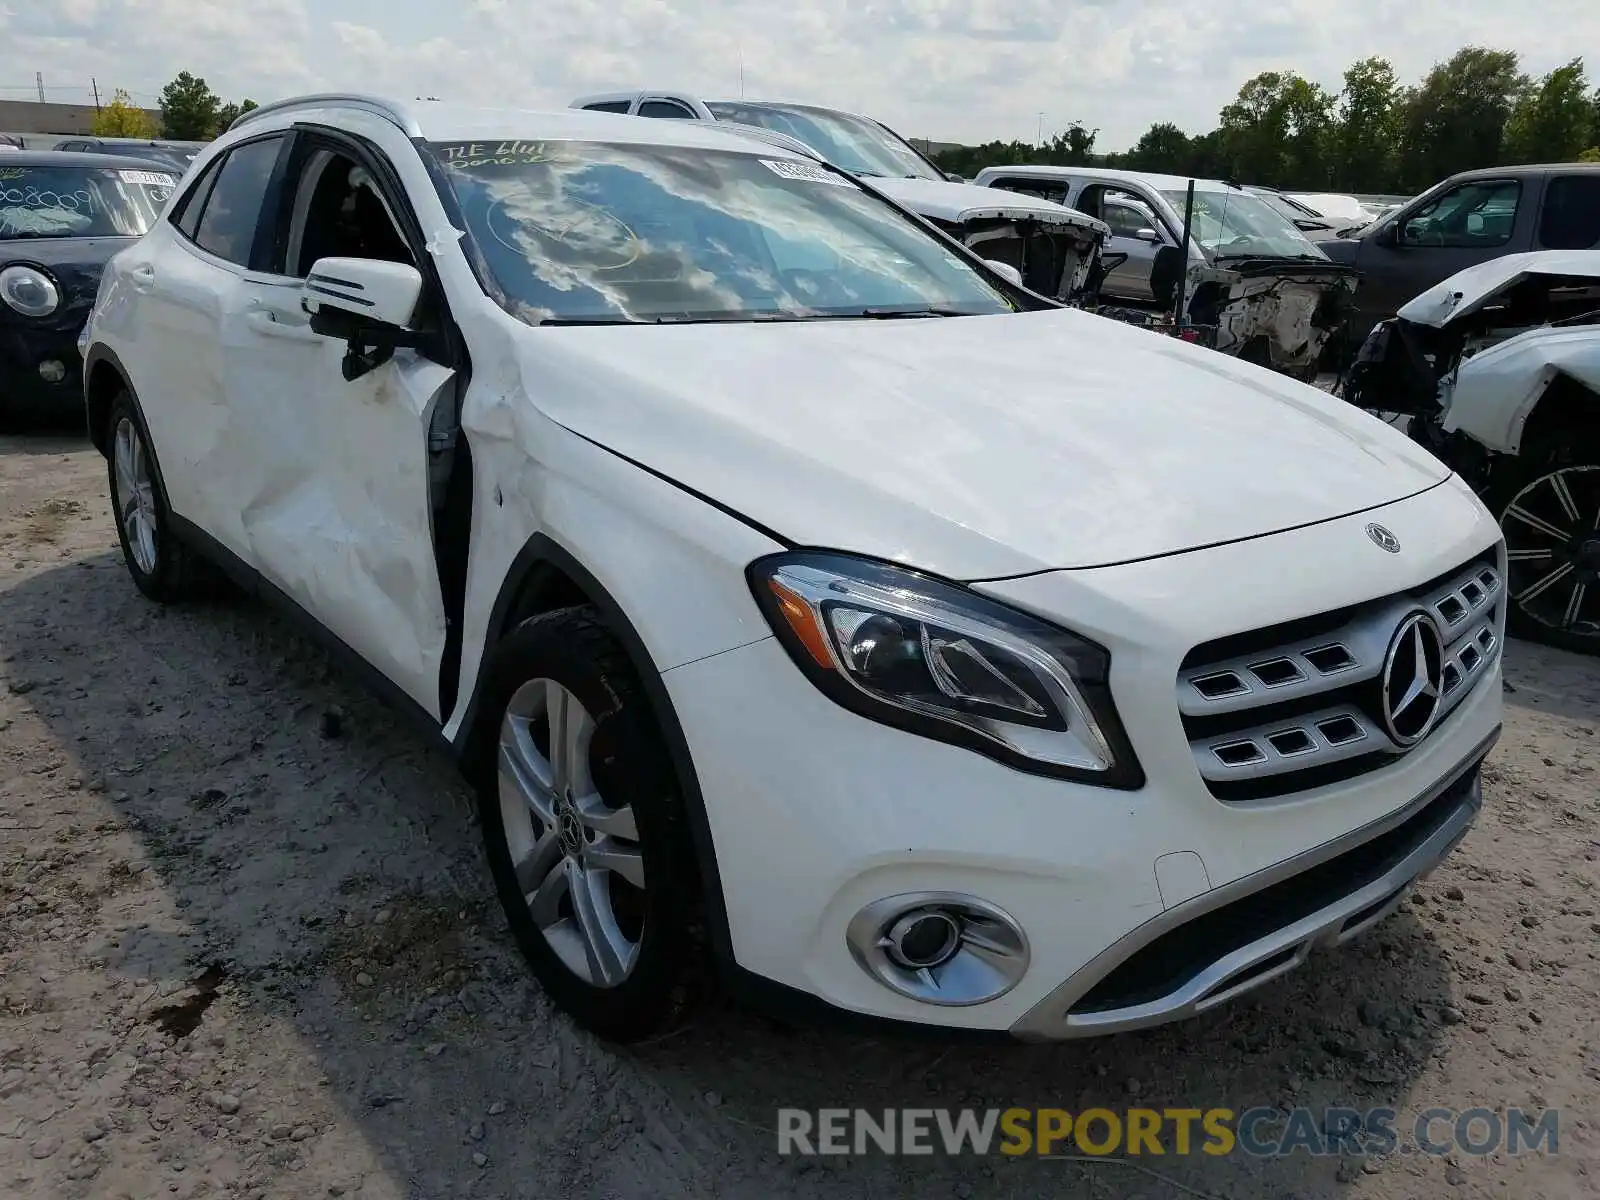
[3,0,1599,152]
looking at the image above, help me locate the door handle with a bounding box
[245,309,320,342]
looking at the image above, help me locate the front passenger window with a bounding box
[280,147,414,278]
[191,136,284,266]
[1400,181,1520,249]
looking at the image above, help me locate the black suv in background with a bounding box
[51,137,205,174]
[1322,162,1600,352]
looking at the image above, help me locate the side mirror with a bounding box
[945,172,965,183]
[302,257,424,381]
[1134,227,1161,243]
[1375,223,1399,248]
[986,260,1023,287]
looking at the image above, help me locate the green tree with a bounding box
[1126,122,1192,173]
[1330,57,1400,192]
[213,97,259,137]
[1044,123,1097,165]
[1504,58,1593,163]
[159,71,222,140]
[91,89,158,139]
[1217,72,1334,187]
[1396,48,1526,190]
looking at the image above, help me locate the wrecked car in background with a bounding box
[975,165,1359,378]
[571,91,1111,302]
[1321,164,1600,356]
[1344,250,1600,653]
[1,151,176,424]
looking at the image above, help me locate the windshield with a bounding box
[1160,189,1327,260]
[0,164,175,239]
[704,103,944,181]
[426,140,1012,325]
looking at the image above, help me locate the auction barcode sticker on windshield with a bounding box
[119,170,176,187]
[759,158,852,187]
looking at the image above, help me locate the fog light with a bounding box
[846,892,1029,1006]
[885,909,962,970]
[37,359,66,383]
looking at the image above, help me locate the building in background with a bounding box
[0,99,163,146]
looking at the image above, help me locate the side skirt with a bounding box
[166,513,453,757]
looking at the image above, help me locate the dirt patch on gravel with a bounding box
[1,435,1597,1200]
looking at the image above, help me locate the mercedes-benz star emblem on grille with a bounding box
[1366,523,1401,553]
[1380,612,1445,746]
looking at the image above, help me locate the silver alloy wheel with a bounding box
[1502,464,1600,636]
[113,416,159,576]
[497,678,645,987]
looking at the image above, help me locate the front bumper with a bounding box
[0,326,83,415]
[1011,735,1489,1038]
[664,476,1504,1037]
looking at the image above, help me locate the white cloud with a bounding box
[3,0,1598,149]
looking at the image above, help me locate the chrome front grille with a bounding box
[1178,551,1503,802]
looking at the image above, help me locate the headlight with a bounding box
[748,552,1143,787]
[0,265,60,317]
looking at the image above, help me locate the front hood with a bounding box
[520,307,1450,579]
[1398,249,1600,328]
[872,177,1110,237]
[1314,235,1362,265]
[0,236,131,333]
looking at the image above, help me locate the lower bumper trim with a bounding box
[1011,729,1496,1040]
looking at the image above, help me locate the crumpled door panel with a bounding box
[234,328,456,718]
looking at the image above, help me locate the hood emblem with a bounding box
[1380,612,1445,747]
[1366,523,1401,553]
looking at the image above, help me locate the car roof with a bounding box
[0,150,182,171]
[63,137,206,148]
[233,94,812,158]
[1445,161,1600,181]
[975,164,1244,193]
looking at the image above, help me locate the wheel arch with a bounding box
[451,532,736,967]
[83,344,134,458]
[1515,372,1600,457]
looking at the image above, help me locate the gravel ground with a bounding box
[2,434,1598,1200]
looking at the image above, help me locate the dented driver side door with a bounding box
[222,130,456,718]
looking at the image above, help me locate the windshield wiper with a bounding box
[536,308,972,326]
[534,316,646,326]
[816,306,971,319]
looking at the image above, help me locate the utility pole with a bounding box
[92,77,101,110]
[37,72,46,103]
[738,46,745,99]
[1037,112,1045,144]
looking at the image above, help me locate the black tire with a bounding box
[471,606,703,1041]
[1488,441,1600,656]
[105,389,214,604]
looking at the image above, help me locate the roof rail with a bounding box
[229,93,422,137]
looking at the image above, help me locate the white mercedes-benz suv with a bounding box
[80,95,1505,1043]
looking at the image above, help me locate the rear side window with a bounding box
[1538,175,1600,250]
[189,136,284,266]
[171,158,222,240]
[988,177,1069,206]
[638,100,695,119]
[583,101,633,114]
